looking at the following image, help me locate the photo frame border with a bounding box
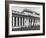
[5,1,45,37]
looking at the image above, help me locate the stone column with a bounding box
[22,17,23,26]
[29,18,31,26]
[16,17,18,27]
[35,19,37,26]
[23,17,24,26]
[14,17,16,27]
[19,17,21,27]
[34,19,35,26]
[32,19,33,26]
[12,16,14,27]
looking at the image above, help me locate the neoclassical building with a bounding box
[12,9,40,28]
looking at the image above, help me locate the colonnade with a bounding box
[12,16,40,27]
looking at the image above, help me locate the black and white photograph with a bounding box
[5,1,45,37]
[12,5,40,31]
